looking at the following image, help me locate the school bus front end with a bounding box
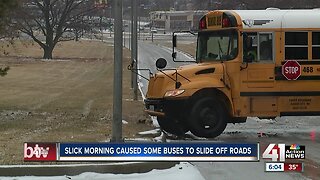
[145,11,243,138]
[145,9,320,138]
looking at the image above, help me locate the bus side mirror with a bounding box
[172,52,177,59]
[173,35,177,47]
[156,58,167,69]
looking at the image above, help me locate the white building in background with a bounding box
[150,10,207,32]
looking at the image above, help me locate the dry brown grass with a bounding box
[0,39,113,59]
[0,40,152,164]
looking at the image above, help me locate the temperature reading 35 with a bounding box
[284,163,304,172]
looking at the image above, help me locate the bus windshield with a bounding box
[197,29,238,62]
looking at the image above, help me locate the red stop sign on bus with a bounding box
[282,60,301,80]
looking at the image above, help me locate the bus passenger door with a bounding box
[241,32,277,115]
[242,32,275,88]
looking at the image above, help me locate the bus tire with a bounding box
[188,96,228,138]
[157,116,188,136]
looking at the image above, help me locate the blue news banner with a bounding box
[58,143,259,161]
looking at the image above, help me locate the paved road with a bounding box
[137,40,320,180]
[137,40,194,96]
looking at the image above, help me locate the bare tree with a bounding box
[12,0,97,59]
[0,0,18,28]
[0,0,19,38]
[0,0,18,76]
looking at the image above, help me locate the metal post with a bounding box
[123,4,125,47]
[129,13,131,50]
[130,0,134,88]
[112,0,123,142]
[138,0,141,40]
[151,32,154,42]
[132,0,138,100]
[138,15,140,40]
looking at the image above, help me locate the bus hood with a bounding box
[146,63,225,99]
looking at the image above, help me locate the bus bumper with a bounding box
[144,98,188,117]
[144,99,166,117]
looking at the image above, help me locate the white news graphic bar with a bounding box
[265,162,285,172]
[59,156,258,161]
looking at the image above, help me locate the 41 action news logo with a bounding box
[24,143,57,161]
[262,144,305,162]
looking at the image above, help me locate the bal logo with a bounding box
[262,144,305,162]
[24,144,49,158]
[24,143,57,161]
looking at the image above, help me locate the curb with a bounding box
[0,162,178,176]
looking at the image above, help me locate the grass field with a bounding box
[0,39,152,164]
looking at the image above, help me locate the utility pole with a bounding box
[130,1,134,88]
[112,0,123,142]
[129,7,131,50]
[132,0,138,100]
[138,0,141,40]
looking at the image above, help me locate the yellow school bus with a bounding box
[144,9,320,138]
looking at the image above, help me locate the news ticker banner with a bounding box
[24,143,259,162]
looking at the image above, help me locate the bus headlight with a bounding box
[164,89,185,97]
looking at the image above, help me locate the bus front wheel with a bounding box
[157,115,188,136]
[188,97,228,138]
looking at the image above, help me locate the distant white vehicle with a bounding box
[151,29,157,33]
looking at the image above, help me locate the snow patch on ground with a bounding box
[124,138,153,142]
[151,116,159,127]
[1,162,204,180]
[138,129,160,135]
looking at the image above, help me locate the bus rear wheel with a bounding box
[188,97,228,138]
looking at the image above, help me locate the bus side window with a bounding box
[260,41,272,60]
[259,33,273,61]
[285,32,308,60]
[312,32,320,59]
